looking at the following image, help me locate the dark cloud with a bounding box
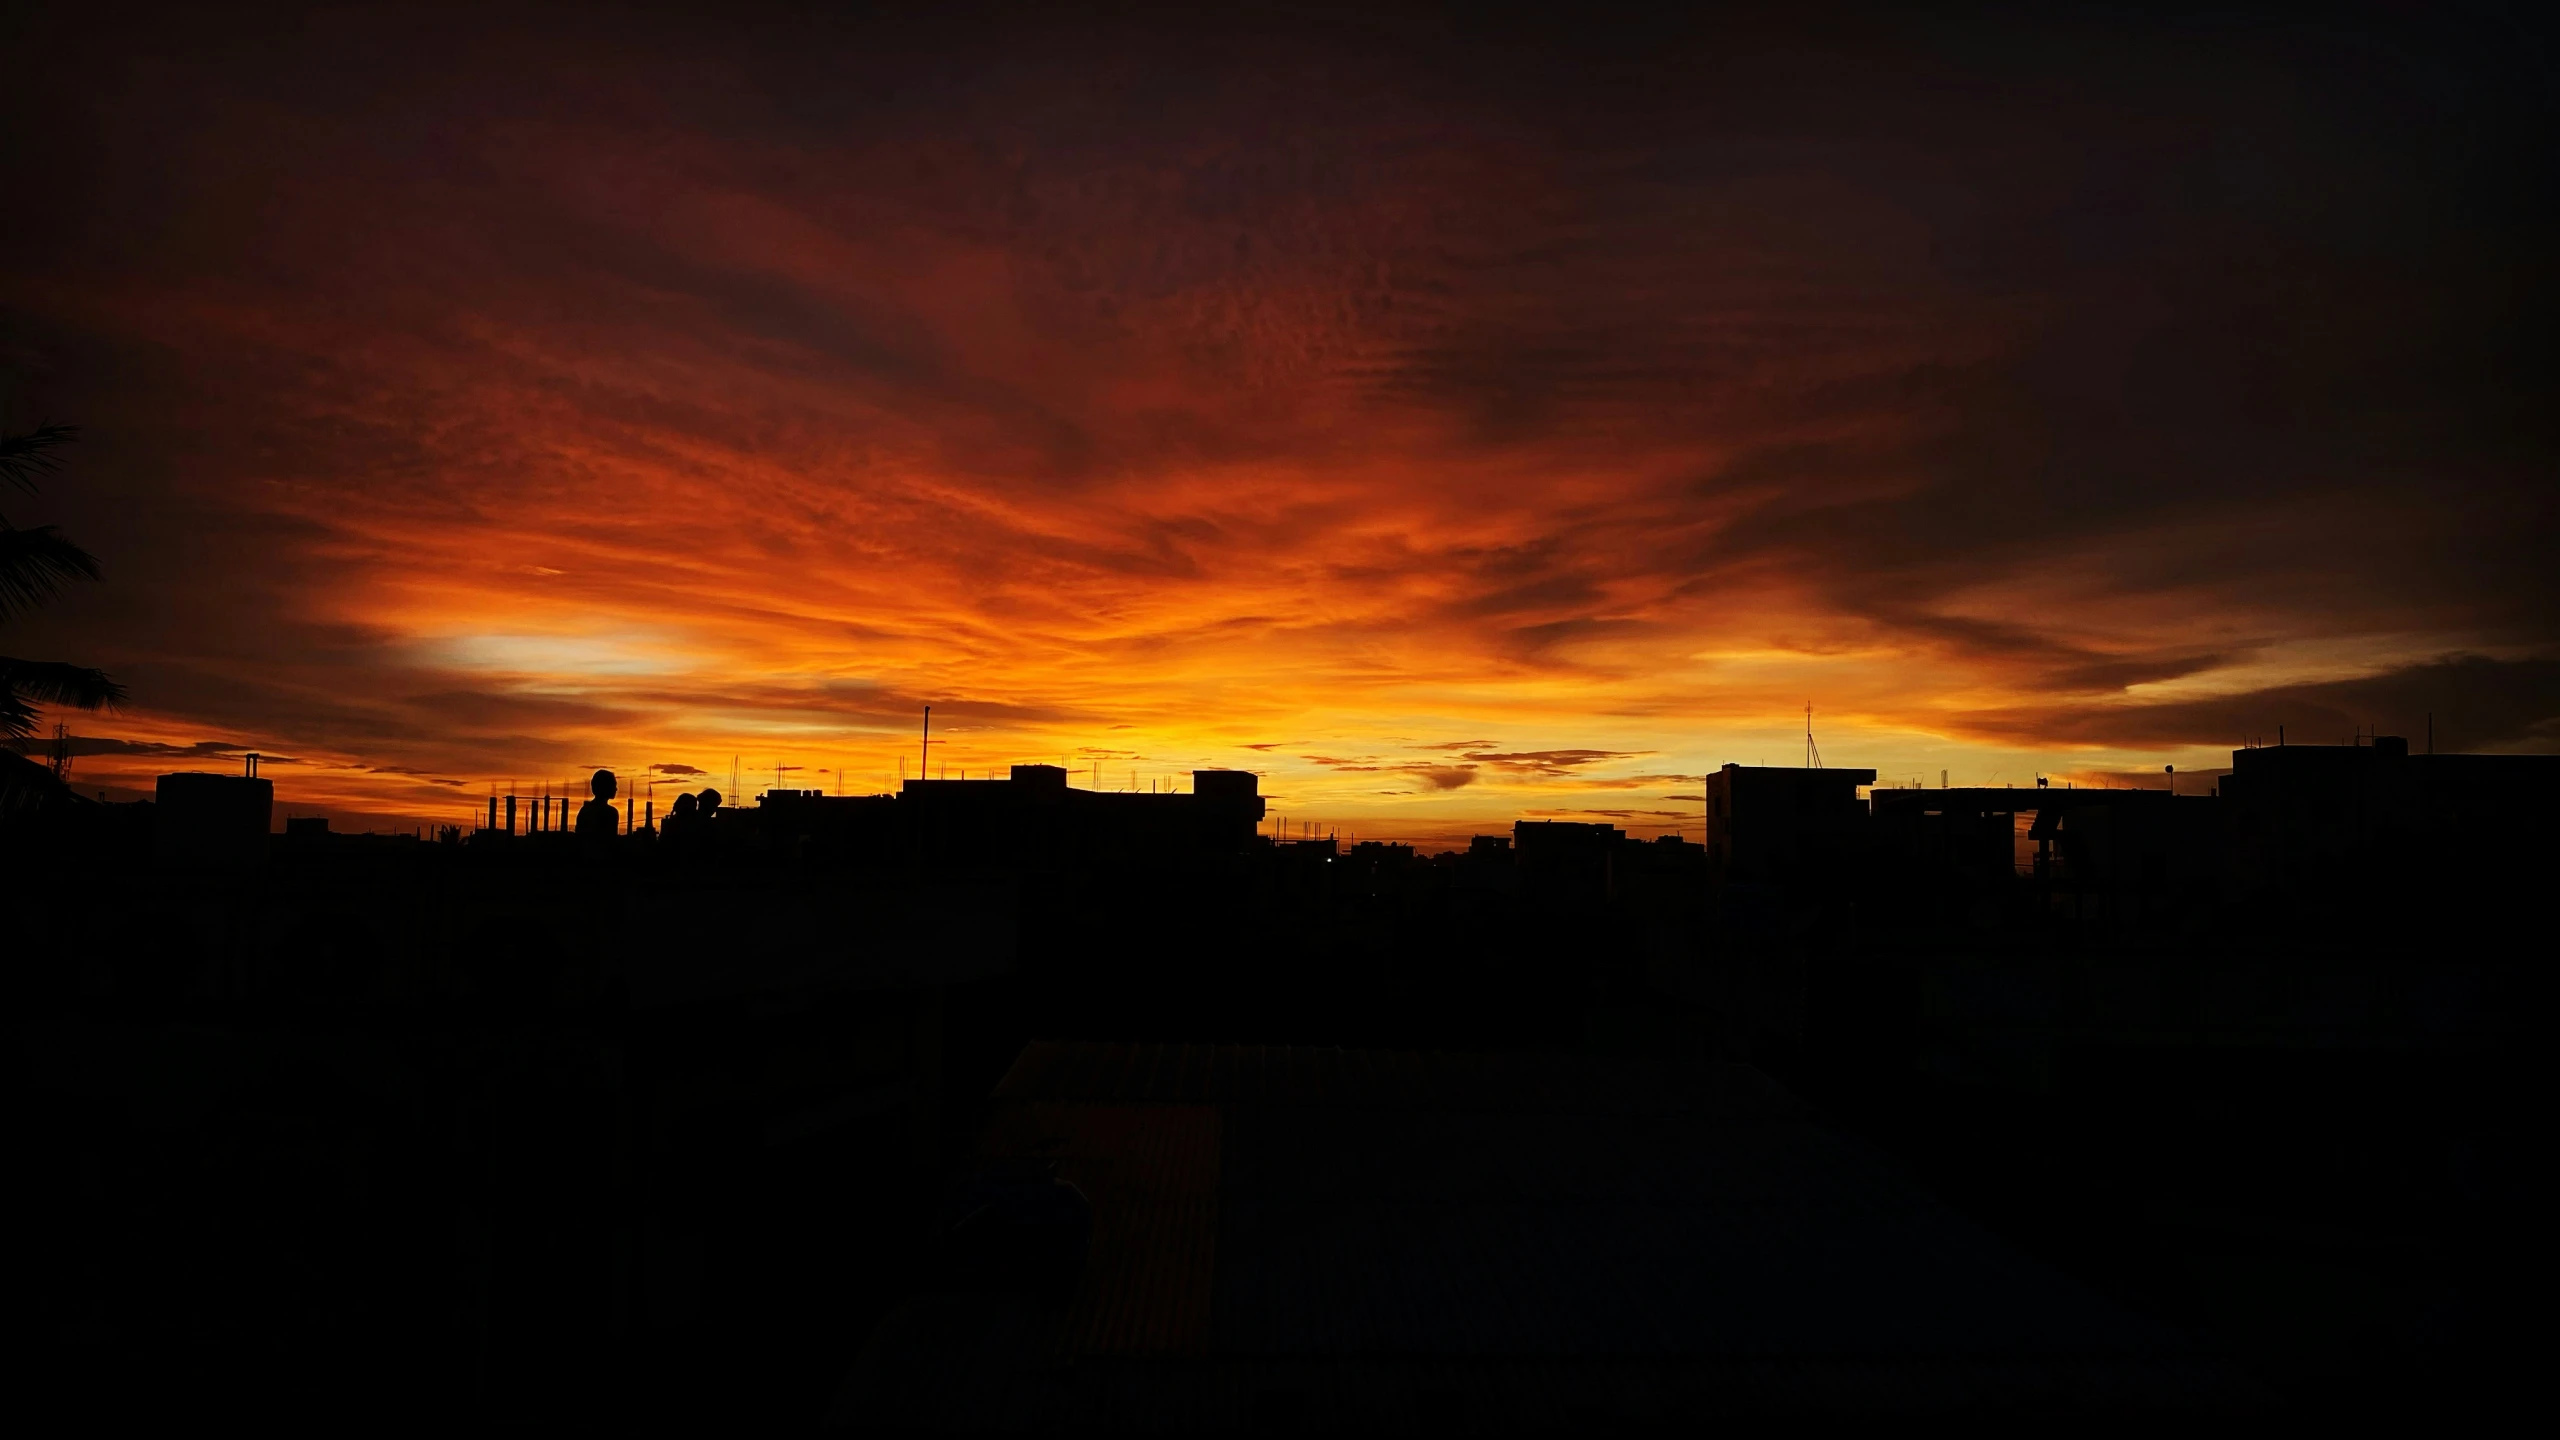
[55,736,293,764]
[1956,655,2560,754]
[1524,807,1695,822]
[363,764,457,783]
[1460,749,1640,776]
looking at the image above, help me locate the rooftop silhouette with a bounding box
[6,727,2543,1423]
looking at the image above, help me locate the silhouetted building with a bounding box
[1867,783,2220,935]
[1868,786,2025,904]
[1702,765,1877,1034]
[1190,767,1263,837]
[1704,763,1877,884]
[1609,831,1711,1004]
[1339,838,1415,878]
[1513,819,1622,911]
[897,765,1266,869]
[153,770,273,867]
[2221,736,2560,925]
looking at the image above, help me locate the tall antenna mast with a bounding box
[921,705,932,779]
[1805,702,1823,769]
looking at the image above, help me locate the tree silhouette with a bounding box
[2,425,124,808]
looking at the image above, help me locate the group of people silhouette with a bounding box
[573,769,721,844]
[660,783,723,845]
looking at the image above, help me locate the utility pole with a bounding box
[921,704,932,779]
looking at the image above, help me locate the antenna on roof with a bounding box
[1805,703,1823,770]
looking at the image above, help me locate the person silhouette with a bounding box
[575,769,621,839]
[665,790,698,842]
[690,788,723,851]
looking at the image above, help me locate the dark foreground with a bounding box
[9,746,2540,1424]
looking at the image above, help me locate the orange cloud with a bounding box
[5,10,2552,842]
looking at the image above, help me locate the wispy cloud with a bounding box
[5,10,2549,833]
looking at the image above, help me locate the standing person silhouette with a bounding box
[575,769,621,839]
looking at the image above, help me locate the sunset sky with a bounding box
[5,6,2554,845]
